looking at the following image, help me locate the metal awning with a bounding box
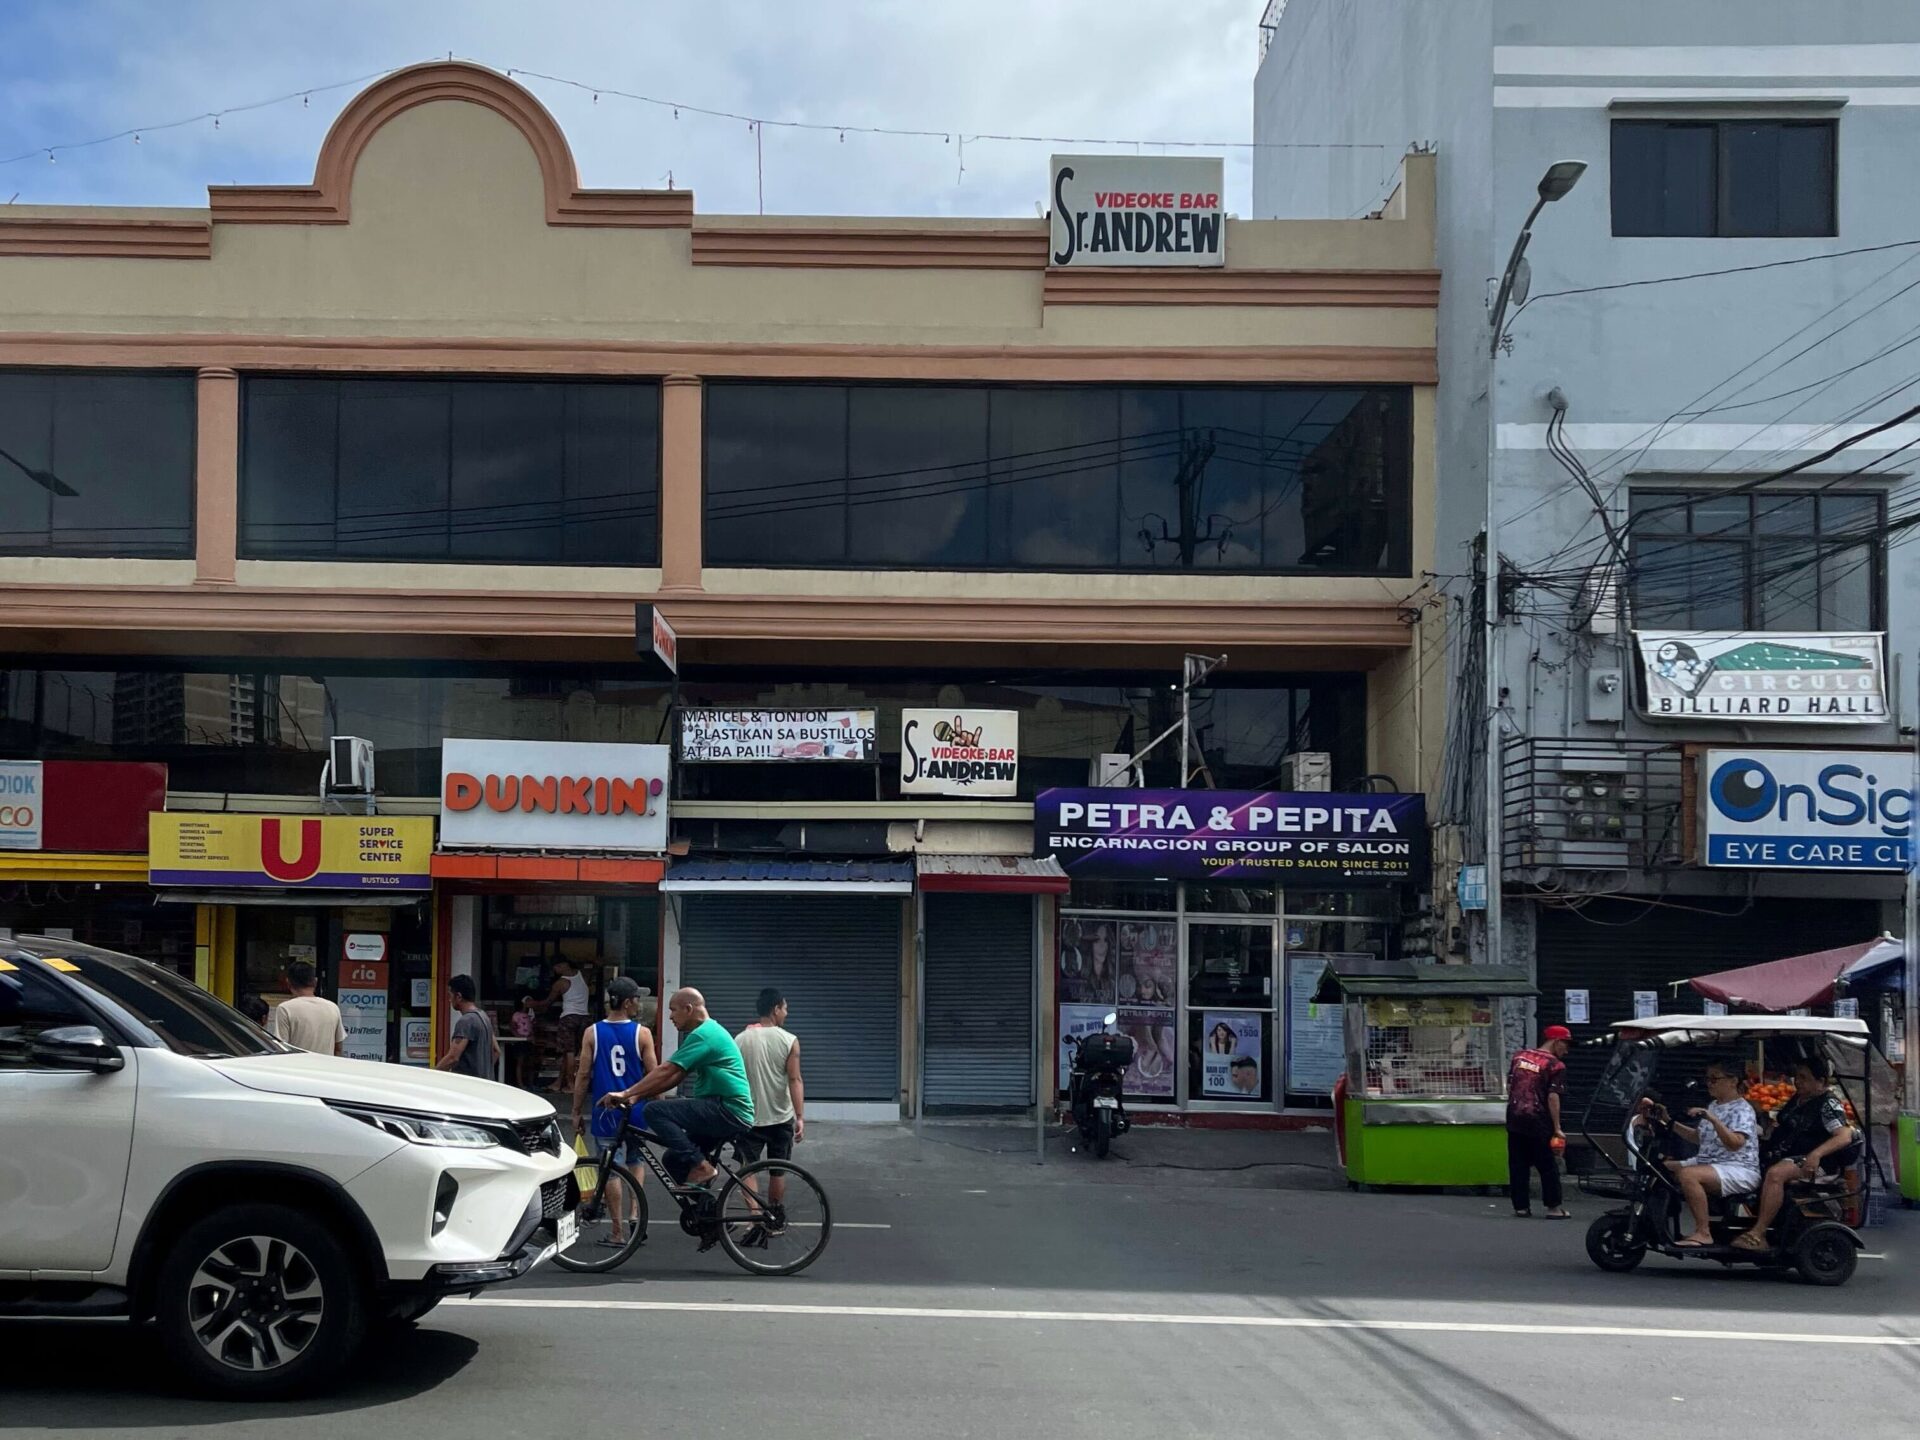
[1312,957,1538,1005]
[915,854,1069,895]
[661,859,914,894]
[152,889,426,908]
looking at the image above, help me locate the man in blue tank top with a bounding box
[571,976,658,1246]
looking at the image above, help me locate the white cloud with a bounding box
[2,0,1264,216]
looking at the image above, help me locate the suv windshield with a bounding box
[28,942,287,1059]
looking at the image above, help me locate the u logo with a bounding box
[260,818,323,883]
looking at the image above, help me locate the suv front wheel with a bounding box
[155,1202,368,1397]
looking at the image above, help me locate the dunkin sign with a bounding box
[439,740,669,852]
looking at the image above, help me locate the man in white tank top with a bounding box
[734,987,806,1205]
[543,958,592,1094]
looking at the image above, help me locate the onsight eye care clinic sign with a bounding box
[1049,155,1224,268]
[1637,632,1885,723]
[1034,789,1426,883]
[1701,749,1914,871]
[149,814,433,889]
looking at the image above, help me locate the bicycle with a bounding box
[552,1100,832,1277]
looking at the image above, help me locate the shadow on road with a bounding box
[0,1319,478,1424]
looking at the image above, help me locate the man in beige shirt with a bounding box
[267,959,345,1056]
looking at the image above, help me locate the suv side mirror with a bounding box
[31,1025,125,1073]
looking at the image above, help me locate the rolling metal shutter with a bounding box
[678,893,902,1103]
[1536,896,1879,1107]
[923,893,1034,1112]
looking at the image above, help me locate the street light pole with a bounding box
[1483,160,1585,966]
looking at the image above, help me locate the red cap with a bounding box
[1543,1025,1573,1043]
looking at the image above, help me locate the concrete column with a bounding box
[658,373,703,593]
[194,366,239,584]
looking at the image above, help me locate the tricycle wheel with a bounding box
[1793,1224,1858,1287]
[1585,1212,1646,1273]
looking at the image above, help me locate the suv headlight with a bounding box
[330,1102,503,1149]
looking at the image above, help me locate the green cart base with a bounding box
[1342,1097,1509,1188]
[1901,1115,1919,1204]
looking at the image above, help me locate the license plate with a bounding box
[557,1210,578,1249]
[1094,1096,1119,1109]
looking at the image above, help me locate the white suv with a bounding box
[0,936,577,1397]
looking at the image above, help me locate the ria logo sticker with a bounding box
[1702,750,1914,870]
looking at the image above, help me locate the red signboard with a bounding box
[41,762,168,854]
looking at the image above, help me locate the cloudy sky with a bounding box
[0,0,1286,218]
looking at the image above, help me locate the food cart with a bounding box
[1314,957,1538,1189]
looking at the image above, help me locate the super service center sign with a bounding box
[149,814,433,890]
[1701,750,1914,871]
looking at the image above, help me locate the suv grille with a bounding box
[540,1178,569,1219]
[510,1118,563,1156]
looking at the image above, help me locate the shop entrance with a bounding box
[237,901,431,1063]
[923,893,1033,1113]
[1185,917,1277,1106]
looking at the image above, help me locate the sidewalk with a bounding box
[795,1115,1345,1191]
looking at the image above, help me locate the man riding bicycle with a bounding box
[601,987,755,1189]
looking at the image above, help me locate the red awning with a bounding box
[1688,937,1892,1013]
[916,854,1069,895]
[431,853,664,885]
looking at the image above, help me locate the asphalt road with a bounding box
[6,1124,1918,1439]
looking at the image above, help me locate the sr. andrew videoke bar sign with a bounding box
[1034,789,1427,883]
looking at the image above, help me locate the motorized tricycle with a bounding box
[1067,1011,1134,1159]
[1578,1015,1888,1287]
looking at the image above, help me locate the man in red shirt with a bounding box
[1506,1024,1572,1217]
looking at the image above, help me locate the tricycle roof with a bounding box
[1609,1015,1870,1039]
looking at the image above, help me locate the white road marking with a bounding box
[597,1220,890,1233]
[451,1297,1920,1348]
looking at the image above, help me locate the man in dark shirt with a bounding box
[1506,1024,1572,1218]
[436,974,500,1080]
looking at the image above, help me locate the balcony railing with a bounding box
[1501,738,1687,878]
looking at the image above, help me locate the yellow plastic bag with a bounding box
[572,1132,598,1201]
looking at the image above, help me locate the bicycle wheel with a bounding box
[715,1159,832,1276]
[551,1160,649,1273]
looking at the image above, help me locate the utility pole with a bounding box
[1483,159,1586,967]
[1907,687,1919,1113]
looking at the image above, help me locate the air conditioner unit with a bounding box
[326,736,376,795]
[1280,751,1332,792]
[1090,752,1142,788]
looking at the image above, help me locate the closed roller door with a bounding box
[924,894,1034,1112]
[1537,896,1877,1107]
[679,893,902,1103]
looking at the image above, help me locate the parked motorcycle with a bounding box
[1068,1012,1134,1159]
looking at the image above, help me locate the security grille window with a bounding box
[1611,119,1837,238]
[0,370,195,557]
[241,377,661,564]
[1627,489,1883,631]
[703,382,1412,574]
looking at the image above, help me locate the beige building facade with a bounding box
[0,63,1442,1120]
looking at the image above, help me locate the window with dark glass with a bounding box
[0,663,1365,803]
[241,377,660,564]
[1612,119,1836,238]
[1627,489,1882,631]
[0,370,195,557]
[704,382,1411,573]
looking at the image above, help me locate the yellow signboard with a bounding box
[1364,997,1494,1029]
[149,814,433,891]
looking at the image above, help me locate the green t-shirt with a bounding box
[672,1019,756,1127]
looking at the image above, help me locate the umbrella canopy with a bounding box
[1689,937,1898,1013]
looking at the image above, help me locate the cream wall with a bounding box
[0,101,1434,351]
[0,70,1444,765]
